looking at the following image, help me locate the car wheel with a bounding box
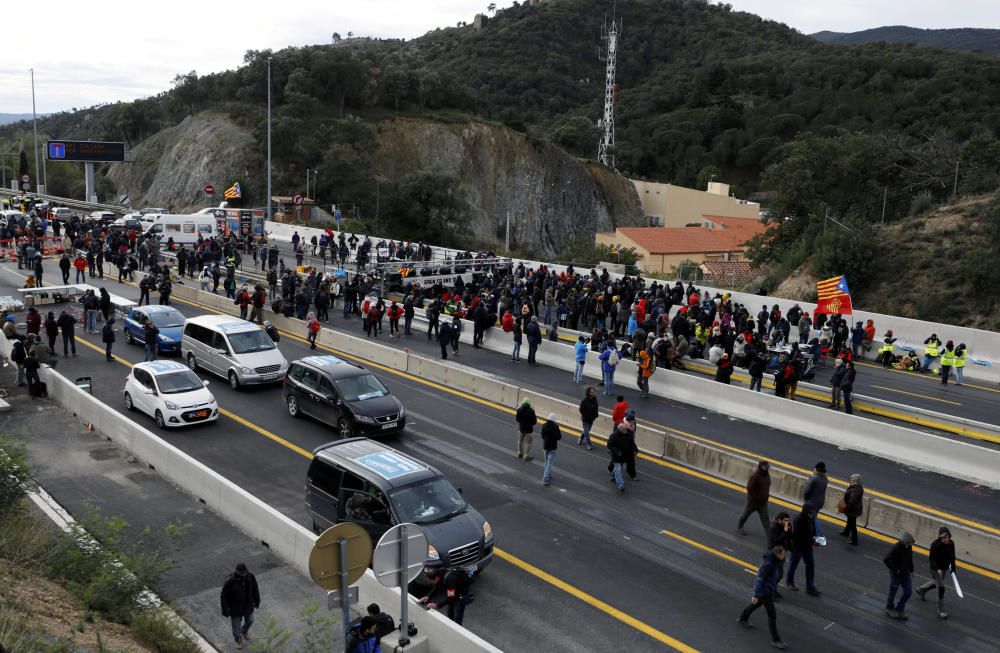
[287,395,300,418]
[154,410,166,430]
[338,418,353,438]
[187,353,198,371]
[124,329,133,345]
[124,392,134,411]
[228,371,240,390]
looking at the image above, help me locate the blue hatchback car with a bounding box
[123,305,186,354]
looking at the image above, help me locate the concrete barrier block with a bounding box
[406,354,449,385]
[634,426,666,458]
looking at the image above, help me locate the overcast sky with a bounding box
[3,0,998,115]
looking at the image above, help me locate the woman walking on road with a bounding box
[839,474,864,546]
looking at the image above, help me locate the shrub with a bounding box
[131,608,201,653]
[910,190,933,216]
[0,442,31,519]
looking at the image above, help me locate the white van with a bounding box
[144,214,218,246]
[182,315,288,390]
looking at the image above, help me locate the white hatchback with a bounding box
[124,360,219,429]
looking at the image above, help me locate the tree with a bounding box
[171,70,202,116]
[332,32,341,43]
[487,2,497,14]
[385,169,467,246]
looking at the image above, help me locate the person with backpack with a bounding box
[387,301,401,338]
[345,616,382,653]
[306,312,321,350]
[10,338,27,386]
[235,284,251,320]
[599,341,620,396]
[573,335,589,383]
[637,349,654,398]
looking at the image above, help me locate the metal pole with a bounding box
[266,58,272,222]
[398,525,410,648]
[881,186,888,225]
[338,538,350,648]
[953,158,960,200]
[505,211,510,253]
[31,68,40,194]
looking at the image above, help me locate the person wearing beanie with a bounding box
[541,413,562,486]
[954,343,968,385]
[220,562,261,649]
[883,532,915,620]
[839,474,864,545]
[802,462,828,538]
[515,398,537,461]
[916,527,957,619]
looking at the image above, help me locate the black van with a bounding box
[305,438,494,571]
[284,355,405,438]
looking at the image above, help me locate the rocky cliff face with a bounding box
[106,112,259,211]
[375,117,644,257]
[107,112,642,258]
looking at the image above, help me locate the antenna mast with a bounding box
[598,3,620,168]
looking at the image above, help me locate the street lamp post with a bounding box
[30,68,41,194]
[266,57,272,221]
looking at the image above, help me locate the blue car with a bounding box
[123,305,185,354]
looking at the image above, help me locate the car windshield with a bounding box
[155,370,204,394]
[389,478,468,524]
[335,374,388,402]
[227,329,275,354]
[149,311,184,329]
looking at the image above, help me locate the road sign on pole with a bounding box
[205,184,215,196]
[372,523,428,648]
[292,192,304,206]
[309,523,372,647]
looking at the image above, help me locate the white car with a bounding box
[124,360,219,429]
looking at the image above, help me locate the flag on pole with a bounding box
[815,275,853,315]
[609,245,620,255]
[223,182,242,200]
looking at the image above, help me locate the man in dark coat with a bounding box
[737,461,771,535]
[784,508,821,596]
[540,413,562,486]
[524,316,542,366]
[884,532,915,620]
[437,320,453,360]
[220,562,261,649]
[916,527,957,619]
[607,422,631,492]
[737,545,788,649]
[515,398,537,461]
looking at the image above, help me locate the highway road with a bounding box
[4,263,999,652]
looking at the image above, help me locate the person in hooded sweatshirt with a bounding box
[737,545,788,649]
[738,461,771,536]
[883,532,916,620]
[916,527,957,619]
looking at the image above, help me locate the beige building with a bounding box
[630,179,760,227]
[595,216,767,275]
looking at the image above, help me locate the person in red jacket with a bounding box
[387,301,402,337]
[72,254,87,283]
[612,395,629,425]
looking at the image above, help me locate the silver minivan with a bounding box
[181,315,288,390]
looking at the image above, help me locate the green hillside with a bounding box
[813,26,1000,57]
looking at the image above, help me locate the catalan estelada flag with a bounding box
[816,275,853,316]
[223,182,242,200]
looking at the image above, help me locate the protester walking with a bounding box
[220,562,261,650]
[841,360,856,414]
[637,349,654,397]
[525,316,542,366]
[515,398,537,461]
[737,545,788,650]
[784,507,821,596]
[541,413,562,486]
[838,474,864,546]
[574,335,588,383]
[599,342,619,396]
[829,358,846,409]
[511,318,522,362]
[748,350,767,392]
[578,386,598,450]
[56,310,77,357]
[803,462,828,538]
[101,317,116,362]
[884,533,915,620]
[607,422,630,492]
[916,527,957,619]
[737,461,771,536]
[437,320,453,360]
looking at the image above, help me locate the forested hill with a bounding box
[812,26,1000,56]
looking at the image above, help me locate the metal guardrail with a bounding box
[0,188,126,215]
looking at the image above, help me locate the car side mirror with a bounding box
[457,488,463,495]
[216,348,228,356]
[203,380,210,387]
[144,387,156,395]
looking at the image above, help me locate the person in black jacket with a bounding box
[44,311,59,354]
[524,316,542,366]
[839,474,864,545]
[541,413,562,486]
[101,316,116,362]
[437,320,453,360]
[56,310,76,356]
[841,361,856,414]
[916,527,957,619]
[748,349,767,392]
[220,562,261,649]
[515,399,537,461]
[784,508,821,596]
[607,422,630,492]
[366,603,396,640]
[578,386,599,450]
[737,546,788,649]
[884,532,915,620]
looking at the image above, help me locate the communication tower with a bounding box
[598,6,620,168]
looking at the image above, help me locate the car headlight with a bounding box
[356,415,376,424]
[239,366,253,374]
[483,521,493,542]
[158,334,170,342]
[164,401,179,410]
[398,405,406,418]
[427,545,440,561]
[207,394,216,404]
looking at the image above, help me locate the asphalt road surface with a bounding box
[3,263,999,653]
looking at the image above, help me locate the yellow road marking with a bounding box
[661,529,755,570]
[65,275,1000,581]
[871,385,962,406]
[855,359,1000,395]
[494,548,700,653]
